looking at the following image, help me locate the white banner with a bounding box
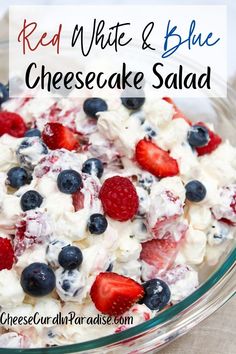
[9,5,227,98]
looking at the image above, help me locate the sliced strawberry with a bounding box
[140,238,180,273]
[0,112,27,137]
[72,190,85,211]
[195,122,222,156]
[42,122,79,151]
[135,139,179,178]
[162,97,192,125]
[90,272,144,316]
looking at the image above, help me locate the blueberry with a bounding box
[0,83,9,106]
[62,279,71,291]
[187,125,209,147]
[58,246,83,270]
[106,263,113,272]
[88,213,108,235]
[185,180,206,202]
[7,167,31,189]
[121,95,145,110]
[138,172,154,192]
[56,268,84,299]
[57,170,82,194]
[20,190,43,211]
[141,279,171,311]
[82,158,104,178]
[16,137,48,169]
[145,126,156,138]
[83,98,108,119]
[24,128,41,138]
[20,262,56,297]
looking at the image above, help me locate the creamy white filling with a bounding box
[0,95,235,347]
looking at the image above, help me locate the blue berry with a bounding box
[88,213,108,235]
[106,263,113,272]
[185,180,207,202]
[145,126,156,138]
[20,190,43,211]
[82,158,104,178]
[0,83,9,106]
[56,268,84,298]
[83,98,108,119]
[57,170,82,194]
[187,125,209,147]
[121,96,145,110]
[58,246,83,270]
[141,279,171,311]
[138,172,154,192]
[24,128,41,138]
[7,167,31,189]
[20,262,56,297]
[16,138,48,170]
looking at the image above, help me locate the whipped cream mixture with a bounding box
[0,92,235,348]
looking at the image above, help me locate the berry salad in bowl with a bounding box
[0,82,235,351]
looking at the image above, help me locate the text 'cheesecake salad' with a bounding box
[0,84,235,348]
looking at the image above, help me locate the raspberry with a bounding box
[99,176,139,221]
[0,237,14,270]
[0,112,27,137]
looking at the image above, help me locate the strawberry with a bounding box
[42,122,79,151]
[72,190,85,211]
[195,122,222,156]
[135,139,179,178]
[90,272,144,316]
[0,112,27,137]
[0,237,14,270]
[162,97,192,125]
[140,238,180,273]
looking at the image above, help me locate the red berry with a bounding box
[162,97,192,125]
[90,272,144,316]
[99,176,139,221]
[0,112,27,138]
[0,237,14,270]
[42,122,79,151]
[72,190,85,211]
[135,139,179,178]
[195,122,222,156]
[140,238,181,273]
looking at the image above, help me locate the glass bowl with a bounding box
[0,39,235,354]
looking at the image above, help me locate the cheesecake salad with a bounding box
[0,86,235,348]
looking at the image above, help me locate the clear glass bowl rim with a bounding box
[0,39,235,353]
